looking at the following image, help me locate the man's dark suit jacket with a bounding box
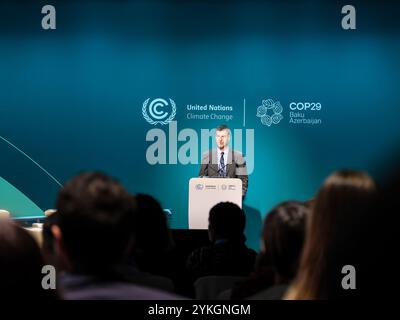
[198,149,248,196]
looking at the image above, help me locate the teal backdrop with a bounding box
[1,0,399,251]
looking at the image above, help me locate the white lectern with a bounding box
[188,177,242,229]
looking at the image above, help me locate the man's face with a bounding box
[216,129,230,150]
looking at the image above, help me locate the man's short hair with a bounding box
[216,124,230,132]
[56,172,136,273]
[209,202,246,241]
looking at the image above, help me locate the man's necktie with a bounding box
[220,152,225,177]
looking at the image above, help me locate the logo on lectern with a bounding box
[195,184,204,190]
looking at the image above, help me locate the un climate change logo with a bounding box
[256,99,283,126]
[142,98,176,125]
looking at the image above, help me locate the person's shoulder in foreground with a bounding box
[59,273,184,300]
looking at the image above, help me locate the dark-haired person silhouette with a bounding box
[186,202,256,282]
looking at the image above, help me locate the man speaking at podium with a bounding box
[199,124,248,197]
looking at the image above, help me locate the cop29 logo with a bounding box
[256,99,283,126]
[142,98,176,125]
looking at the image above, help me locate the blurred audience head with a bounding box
[42,210,58,256]
[286,170,378,299]
[44,209,57,217]
[0,209,11,219]
[373,152,400,293]
[0,219,57,299]
[42,210,68,272]
[53,172,136,275]
[208,202,246,243]
[132,193,173,254]
[262,201,310,283]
